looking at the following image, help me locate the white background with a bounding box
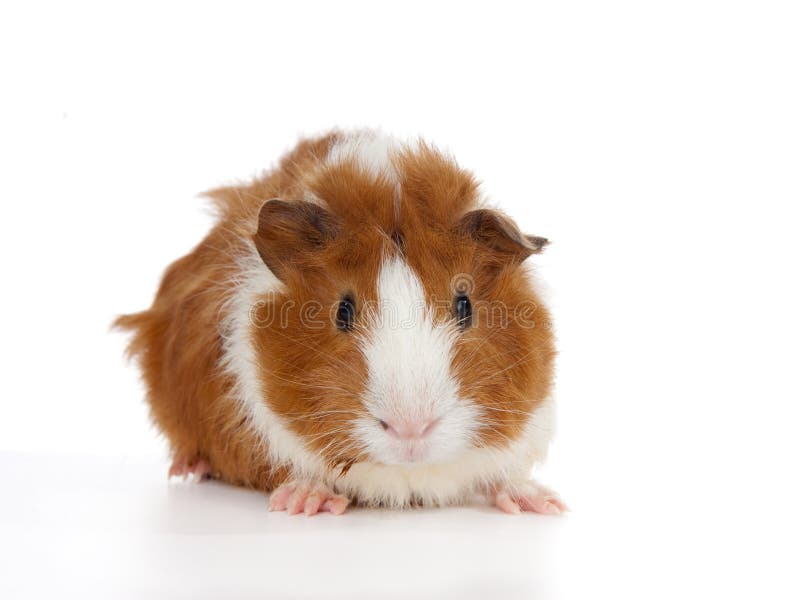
[1,1,798,598]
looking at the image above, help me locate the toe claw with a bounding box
[322,495,350,515]
[287,489,309,515]
[304,493,323,516]
[268,485,295,512]
[168,461,185,479]
[190,460,211,482]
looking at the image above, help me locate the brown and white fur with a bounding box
[116,130,565,516]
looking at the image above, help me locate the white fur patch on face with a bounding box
[354,256,483,466]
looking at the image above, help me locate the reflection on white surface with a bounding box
[3,451,796,599]
[0,454,564,599]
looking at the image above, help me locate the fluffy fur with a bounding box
[116,129,557,509]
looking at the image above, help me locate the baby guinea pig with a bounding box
[116,130,566,516]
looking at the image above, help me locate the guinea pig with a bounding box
[115,130,566,516]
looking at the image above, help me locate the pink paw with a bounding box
[268,481,350,516]
[493,481,569,515]
[168,457,212,482]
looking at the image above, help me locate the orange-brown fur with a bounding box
[116,131,555,492]
[114,134,339,489]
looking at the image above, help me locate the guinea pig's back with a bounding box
[114,133,340,488]
[115,224,264,485]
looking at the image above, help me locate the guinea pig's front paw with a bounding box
[268,481,350,516]
[492,480,569,516]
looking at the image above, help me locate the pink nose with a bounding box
[379,418,439,441]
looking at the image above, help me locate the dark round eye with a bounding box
[336,296,356,331]
[454,295,472,329]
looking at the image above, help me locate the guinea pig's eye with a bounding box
[454,295,472,329]
[336,295,356,331]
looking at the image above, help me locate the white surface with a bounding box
[2,454,564,599]
[1,1,799,598]
[1,451,796,599]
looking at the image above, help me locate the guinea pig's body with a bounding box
[117,130,565,515]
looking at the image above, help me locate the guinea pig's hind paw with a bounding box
[268,482,350,516]
[493,483,569,516]
[167,457,211,482]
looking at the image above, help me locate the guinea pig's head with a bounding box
[251,144,555,472]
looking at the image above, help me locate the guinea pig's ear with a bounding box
[456,209,548,261]
[253,199,340,278]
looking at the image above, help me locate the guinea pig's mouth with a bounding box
[386,442,434,465]
[354,413,475,467]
